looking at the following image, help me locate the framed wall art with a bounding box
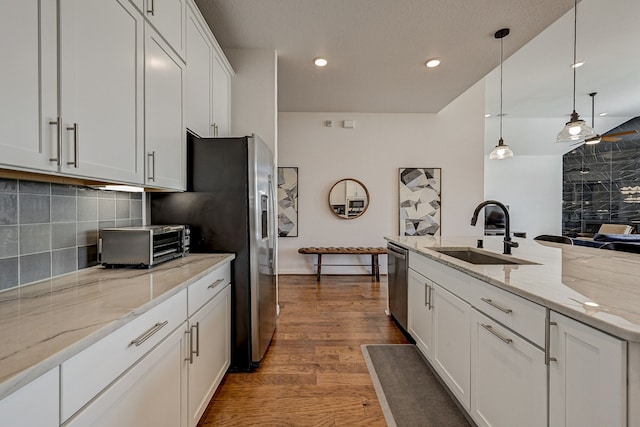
[399,168,441,236]
[277,167,298,237]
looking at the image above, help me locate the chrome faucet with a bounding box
[470,200,519,255]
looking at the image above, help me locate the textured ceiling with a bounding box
[194,0,576,113]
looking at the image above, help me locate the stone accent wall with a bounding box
[563,117,640,236]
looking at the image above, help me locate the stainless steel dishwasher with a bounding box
[387,242,408,331]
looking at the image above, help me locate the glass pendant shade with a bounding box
[490,138,513,160]
[556,111,596,143]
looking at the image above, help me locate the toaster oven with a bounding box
[99,225,190,267]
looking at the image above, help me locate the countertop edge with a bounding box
[0,253,235,401]
[385,236,640,342]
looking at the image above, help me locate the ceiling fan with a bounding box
[579,92,638,145]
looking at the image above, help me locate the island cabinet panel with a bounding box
[58,0,145,184]
[470,309,546,427]
[407,268,434,360]
[0,368,59,427]
[431,283,471,411]
[0,0,58,173]
[187,283,231,427]
[65,325,187,427]
[549,311,627,427]
[468,277,545,348]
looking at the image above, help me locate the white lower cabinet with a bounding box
[470,309,546,427]
[0,368,59,427]
[549,311,627,427]
[407,250,633,427]
[65,324,187,427]
[186,283,231,427]
[407,268,433,359]
[431,283,471,411]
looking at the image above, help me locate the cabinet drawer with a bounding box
[409,251,475,302]
[470,279,545,348]
[61,289,187,422]
[188,262,231,317]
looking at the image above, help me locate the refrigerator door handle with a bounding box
[267,174,275,271]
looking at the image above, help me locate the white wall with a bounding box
[226,48,278,157]
[484,155,563,238]
[278,80,486,275]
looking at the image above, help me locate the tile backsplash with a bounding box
[0,178,143,290]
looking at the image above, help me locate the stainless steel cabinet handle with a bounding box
[424,282,429,307]
[545,314,557,365]
[428,285,433,310]
[186,323,199,363]
[481,323,513,345]
[481,297,513,314]
[147,0,155,15]
[194,322,200,357]
[147,151,156,181]
[185,328,194,363]
[129,320,168,347]
[49,118,61,165]
[66,123,78,167]
[208,278,225,289]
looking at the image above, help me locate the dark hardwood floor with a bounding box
[197,274,409,426]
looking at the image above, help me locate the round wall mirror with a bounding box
[328,178,370,219]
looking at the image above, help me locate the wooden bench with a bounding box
[298,247,387,281]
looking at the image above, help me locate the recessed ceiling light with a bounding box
[599,112,608,116]
[485,114,491,118]
[314,58,328,67]
[571,61,585,68]
[425,58,441,68]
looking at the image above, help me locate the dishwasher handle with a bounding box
[387,244,407,260]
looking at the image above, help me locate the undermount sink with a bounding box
[431,247,538,265]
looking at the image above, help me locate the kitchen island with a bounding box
[386,235,640,427]
[0,253,234,426]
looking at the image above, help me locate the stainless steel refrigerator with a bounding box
[150,133,277,371]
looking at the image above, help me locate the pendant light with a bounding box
[489,28,513,160]
[556,0,596,143]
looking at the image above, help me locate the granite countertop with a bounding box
[0,253,234,400]
[386,235,640,343]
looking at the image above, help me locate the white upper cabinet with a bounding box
[186,3,213,137]
[145,24,186,190]
[211,52,231,137]
[58,0,144,184]
[0,0,57,172]
[185,0,232,138]
[144,0,186,59]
